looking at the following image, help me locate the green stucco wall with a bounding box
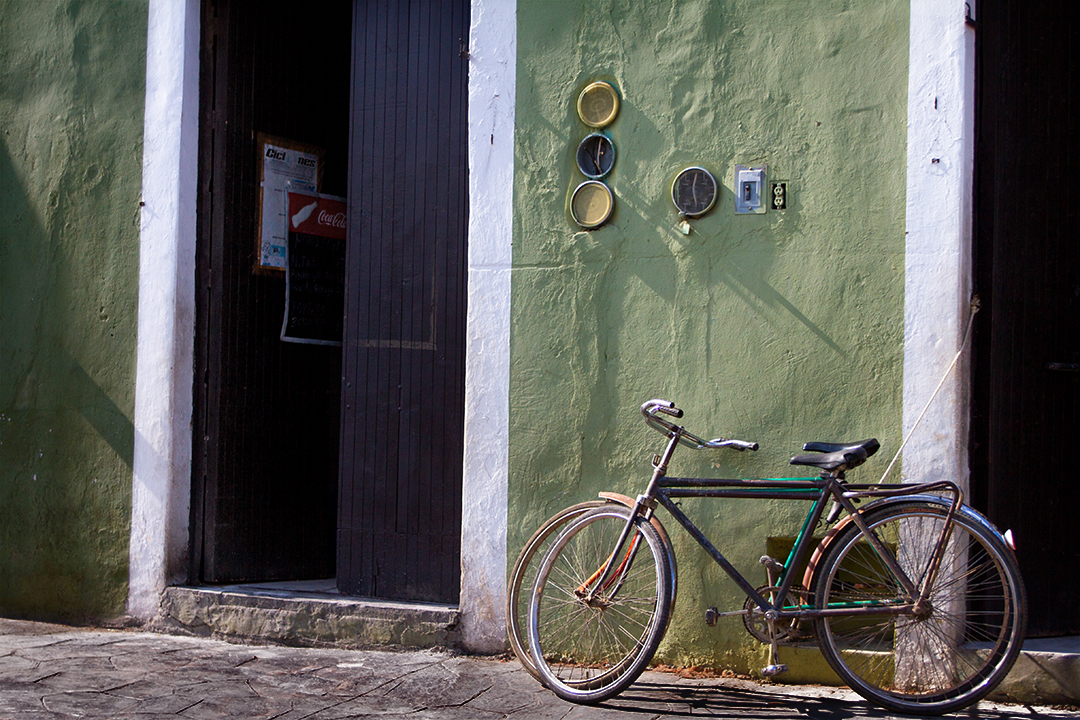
[0,0,147,620]
[510,0,908,672]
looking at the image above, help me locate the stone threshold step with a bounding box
[153,583,460,650]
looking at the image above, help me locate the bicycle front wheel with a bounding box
[527,505,674,704]
[506,500,606,682]
[813,501,1026,715]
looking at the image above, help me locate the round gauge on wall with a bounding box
[576,133,616,179]
[570,180,614,229]
[576,81,620,128]
[671,166,718,218]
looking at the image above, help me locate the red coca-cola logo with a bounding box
[317,210,347,229]
[288,192,347,240]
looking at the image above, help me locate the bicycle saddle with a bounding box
[789,438,880,472]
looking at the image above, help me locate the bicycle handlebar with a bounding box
[640,399,759,452]
[641,398,683,419]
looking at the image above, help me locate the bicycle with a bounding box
[508,398,1026,715]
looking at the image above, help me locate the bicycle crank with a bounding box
[741,586,810,644]
[762,610,789,678]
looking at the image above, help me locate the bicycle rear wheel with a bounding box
[506,500,605,682]
[527,505,674,704]
[813,501,1026,715]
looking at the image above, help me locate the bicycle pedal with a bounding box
[759,555,784,573]
[705,606,719,627]
[761,663,788,677]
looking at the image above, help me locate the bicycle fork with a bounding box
[578,429,682,604]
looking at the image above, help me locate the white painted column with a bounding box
[902,1,977,489]
[459,0,516,653]
[128,0,200,619]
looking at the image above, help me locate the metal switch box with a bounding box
[735,164,766,214]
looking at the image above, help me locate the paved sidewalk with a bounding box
[0,619,1075,719]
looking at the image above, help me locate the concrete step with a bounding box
[996,636,1080,707]
[153,580,460,650]
[779,635,1079,707]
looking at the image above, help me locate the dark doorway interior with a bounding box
[192,0,352,583]
[972,0,1080,636]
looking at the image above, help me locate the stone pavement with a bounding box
[0,618,1076,719]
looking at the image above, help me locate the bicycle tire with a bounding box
[812,501,1026,715]
[507,497,676,685]
[506,500,606,682]
[527,505,674,703]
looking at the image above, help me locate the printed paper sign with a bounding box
[257,137,321,270]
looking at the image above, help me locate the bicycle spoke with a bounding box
[528,506,672,703]
[815,502,1025,713]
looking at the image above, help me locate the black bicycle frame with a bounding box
[655,477,829,614]
[607,427,965,622]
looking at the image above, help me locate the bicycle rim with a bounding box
[506,501,605,682]
[527,506,672,704]
[813,502,1026,714]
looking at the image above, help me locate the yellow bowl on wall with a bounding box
[570,180,614,228]
[577,81,620,128]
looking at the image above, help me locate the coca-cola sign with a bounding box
[317,209,347,231]
[288,192,347,240]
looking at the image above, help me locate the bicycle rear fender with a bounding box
[800,494,1014,593]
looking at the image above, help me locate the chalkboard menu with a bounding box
[281,192,346,345]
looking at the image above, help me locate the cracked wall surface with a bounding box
[509,0,908,672]
[0,0,148,620]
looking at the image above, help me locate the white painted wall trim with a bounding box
[128,0,200,619]
[459,0,516,653]
[902,1,977,490]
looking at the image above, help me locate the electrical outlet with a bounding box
[771,182,787,210]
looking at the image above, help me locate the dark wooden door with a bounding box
[971,0,1080,636]
[337,0,469,603]
[193,0,352,583]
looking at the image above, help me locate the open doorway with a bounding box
[192,0,350,585]
[192,0,468,604]
[971,0,1079,637]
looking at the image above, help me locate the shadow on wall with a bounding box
[64,352,135,469]
[1,136,142,620]
[1,139,135,467]
[0,137,49,414]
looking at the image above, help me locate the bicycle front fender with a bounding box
[598,491,679,615]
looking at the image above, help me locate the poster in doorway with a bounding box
[255,134,323,271]
[281,191,346,346]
